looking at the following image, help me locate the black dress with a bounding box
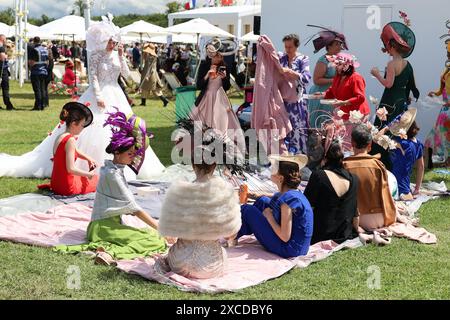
[304,167,359,244]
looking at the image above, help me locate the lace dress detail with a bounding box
[89,51,130,102]
[164,239,227,279]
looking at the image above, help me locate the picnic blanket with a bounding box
[0,196,438,293]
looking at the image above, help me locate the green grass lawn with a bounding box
[0,81,449,300]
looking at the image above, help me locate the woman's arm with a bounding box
[313,61,333,86]
[373,62,395,88]
[64,138,94,178]
[76,148,98,170]
[196,62,210,91]
[263,204,293,243]
[221,66,231,92]
[344,76,366,107]
[413,156,425,195]
[133,210,159,230]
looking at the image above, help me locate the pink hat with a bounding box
[326,53,360,70]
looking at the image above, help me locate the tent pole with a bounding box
[73,34,77,92]
[193,33,200,85]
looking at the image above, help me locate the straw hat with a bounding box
[389,108,417,137]
[143,43,157,56]
[268,154,308,170]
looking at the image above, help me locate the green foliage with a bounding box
[0,8,15,25]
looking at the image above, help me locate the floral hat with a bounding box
[326,52,360,71]
[104,109,149,174]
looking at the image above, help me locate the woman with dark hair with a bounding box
[370,20,419,170]
[307,27,348,127]
[279,34,312,154]
[236,155,313,258]
[38,102,98,195]
[304,140,359,244]
[55,111,169,266]
[313,53,370,145]
[190,40,243,140]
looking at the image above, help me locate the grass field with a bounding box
[0,81,449,300]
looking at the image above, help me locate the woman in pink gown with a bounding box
[190,42,243,144]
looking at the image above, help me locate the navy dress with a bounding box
[390,137,424,195]
[238,190,313,258]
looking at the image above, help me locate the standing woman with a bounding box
[314,53,370,146]
[279,34,312,155]
[307,27,348,128]
[190,40,242,138]
[139,43,169,107]
[425,26,450,166]
[370,20,419,169]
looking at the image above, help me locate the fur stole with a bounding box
[159,177,242,240]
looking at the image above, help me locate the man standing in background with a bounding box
[28,36,49,111]
[0,34,15,110]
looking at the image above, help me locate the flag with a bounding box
[184,0,196,10]
[221,0,233,5]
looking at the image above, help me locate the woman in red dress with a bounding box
[62,60,76,87]
[39,102,98,195]
[313,53,370,146]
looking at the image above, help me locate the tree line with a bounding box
[0,1,183,27]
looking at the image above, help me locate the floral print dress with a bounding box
[279,53,312,155]
[425,70,450,163]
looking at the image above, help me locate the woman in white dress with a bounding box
[0,16,165,180]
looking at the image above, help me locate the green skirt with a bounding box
[54,215,167,260]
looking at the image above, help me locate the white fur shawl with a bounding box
[159,177,242,240]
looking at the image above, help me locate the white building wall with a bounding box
[261,0,450,137]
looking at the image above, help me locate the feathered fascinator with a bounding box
[173,118,247,176]
[304,25,348,53]
[104,109,149,174]
[86,13,121,52]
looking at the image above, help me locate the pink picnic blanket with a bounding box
[116,236,363,294]
[0,203,437,293]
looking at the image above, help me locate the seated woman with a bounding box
[158,142,242,279]
[62,59,77,87]
[38,102,98,196]
[304,140,359,244]
[389,109,424,200]
[55,110,168,265]
[237,155,314,258]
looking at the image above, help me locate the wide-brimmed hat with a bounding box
[326,52,360,69]
[104,110,149,174]
[206,37,238,58]
[143,43,157,56]
[381,22,416,58]
[305,25,348,53]
[62,102,93,128]
[268,154,308,171]
[389,108,417,137]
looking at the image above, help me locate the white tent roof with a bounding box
[150,34,197,44]
[165,18,234,37]
[240,31,259,42]
[0,22,12,37]
[37,15,96,41]
[121,20,167,37]
[168,5,261,20]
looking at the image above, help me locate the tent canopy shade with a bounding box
[165,18,235,38]
[36,15,97,41]
[121,20,167,37]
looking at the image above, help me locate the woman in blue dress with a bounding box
[279,34,312,155]
[307,27,348,128]
[236,155,313,258]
